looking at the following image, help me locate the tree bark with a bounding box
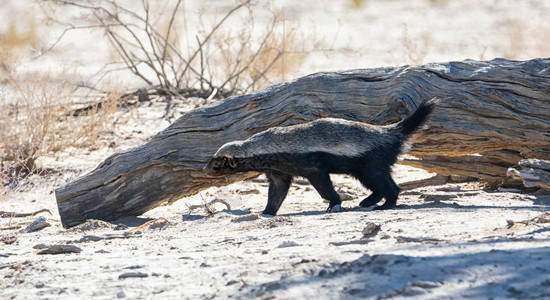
[55,58,550,228]
[508,159,550,190]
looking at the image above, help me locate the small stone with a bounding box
[261,250,269,255]
[118,272,148,279]
[362,223,381,237]
[277,241,300,248]
[114,224,129,231]
[226,280,239,286]
[78,235,102,243]
[32,243,49,249]
[1,236,17,245]
[22,216,51,233]
[371,256,390,265]
[116,291,126,298]
[411,281,441,289]
[231,214,260,222]
[37,244,82,255]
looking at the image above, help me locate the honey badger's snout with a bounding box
[202,160,218,176]
[202,156,236,176]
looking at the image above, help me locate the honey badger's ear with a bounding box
[224,156,237,168]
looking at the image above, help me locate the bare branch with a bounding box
[177,0,252,86]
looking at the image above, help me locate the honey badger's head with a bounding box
[203,142,245,176]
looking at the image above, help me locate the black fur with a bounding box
[204,98,437,215]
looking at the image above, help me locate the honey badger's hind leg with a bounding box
[355,170,399,209]
[262,170,293,216]
[359,191,384,208]
[306,171,342,213]
[373,175,400,210]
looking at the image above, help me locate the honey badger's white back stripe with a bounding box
[214,118,398,158]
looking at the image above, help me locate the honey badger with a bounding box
[203,98,437,215]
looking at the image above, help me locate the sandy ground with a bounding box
[2,97,550,299]
[2,0,550,299]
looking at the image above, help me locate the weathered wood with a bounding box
[403,150,525,181]
[56,58,550,228]
[508,159,550,190]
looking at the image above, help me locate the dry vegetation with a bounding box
[1,0,549,197]
[0,47,120,198]
[41,0,317,96]
[1,0,319,198]
[1,1,550,298]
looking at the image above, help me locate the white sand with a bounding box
[2,0,550,299]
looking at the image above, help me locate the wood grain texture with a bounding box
[508,159,550,190]
[56,58,550,227]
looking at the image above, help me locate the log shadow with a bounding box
[237,244,550,299]
[111,216,153,227]
[281,210,331,217]
[181,208,253,222]
[281,200,546,216]
[397,201,547,211]
[531,194,550,206]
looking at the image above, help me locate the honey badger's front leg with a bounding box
[306,171,342,213]
[262,171,293,216]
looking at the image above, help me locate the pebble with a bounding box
[231,214,260,222]
[32,244,49,249]
[22,216,51,233]
[278,241,301,248]
[37,244,82,255]
[118,272,148,279]
[362,222,381,237]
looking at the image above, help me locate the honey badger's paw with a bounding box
[326,204,342,213]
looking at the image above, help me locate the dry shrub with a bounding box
[348,0,367,8]
[212,10,311,93]
[42,0,319,95]
[0,48,120,187]
[249,26,309,90]
[497,17,550,60]
[0,18,40,51]
[400,24,431,66]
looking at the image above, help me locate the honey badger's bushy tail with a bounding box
[396,98,438,137]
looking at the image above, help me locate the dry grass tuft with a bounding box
[0,48,120,192]
[347,0,367,9]
[0,19,40,51]
[400,24,431,66]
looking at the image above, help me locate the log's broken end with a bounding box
[507,159,550,191]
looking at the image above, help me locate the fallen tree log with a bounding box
[508,159,550,190]
[56,58,550,228]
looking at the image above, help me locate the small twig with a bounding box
[177,0,252,85]
[209,199,231,211]
[0,225,22,231]
[186,198,231,215]
[245,50,283,92]
[0,209,52,218]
